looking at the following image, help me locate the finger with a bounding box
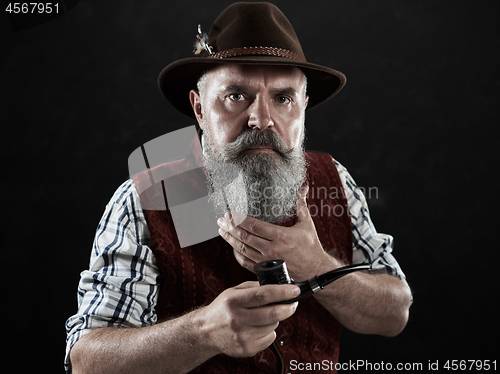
[236,327,278,357]
[233,249,258,273]
[253,329,277,350]
[219,226,264,263]
[232,284,300,308]
[226,212,282,241]
[219,219,270,257]
[233,281,260,290]
[242,323,279,338]
[245,302,299,327]
[219,215,272,249]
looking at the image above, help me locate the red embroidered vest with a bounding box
[141,152,352,374]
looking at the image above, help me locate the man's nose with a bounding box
[247,96,274,130]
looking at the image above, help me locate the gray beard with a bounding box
[202,128,307,224]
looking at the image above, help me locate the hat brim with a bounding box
[158,55,346,118]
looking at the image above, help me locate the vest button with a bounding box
[279,340,284,347]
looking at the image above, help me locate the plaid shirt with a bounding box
[64,159,407,372]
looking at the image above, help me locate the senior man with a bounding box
[66,2,412,374]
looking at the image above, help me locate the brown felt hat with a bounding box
[158,2,346,118]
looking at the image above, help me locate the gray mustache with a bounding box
[223,129,294,161]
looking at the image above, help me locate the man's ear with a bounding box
[304,95,309,109]
[189,90,204,130]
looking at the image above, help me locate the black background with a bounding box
[2,0,498,372]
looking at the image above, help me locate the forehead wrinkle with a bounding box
[204,65,308,100]
[271,87,299,97]
[221,84,299,97]
[222,84,248,93]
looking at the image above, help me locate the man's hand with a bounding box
[217,185,412,337]
[200,281,300,357]
[217,185,331,280]
[70,281,299,374]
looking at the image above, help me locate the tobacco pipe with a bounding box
[254,259,372,304]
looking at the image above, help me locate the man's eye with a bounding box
[229,93,245,101]
[277,96,291,104]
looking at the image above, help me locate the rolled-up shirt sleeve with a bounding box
[65,179,161,373]
[334,160,407,282]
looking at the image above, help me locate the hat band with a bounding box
[208,46,306,62]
